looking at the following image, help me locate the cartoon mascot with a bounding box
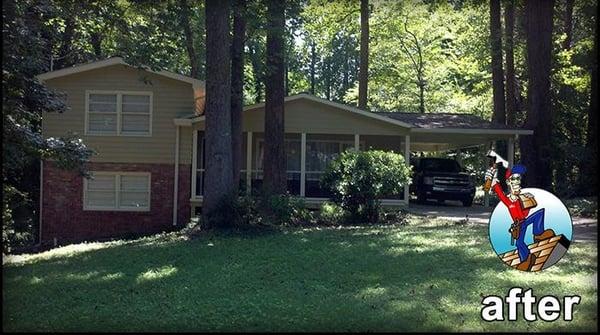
[485,163,555,271]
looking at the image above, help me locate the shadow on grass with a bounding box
[3,224,597,332]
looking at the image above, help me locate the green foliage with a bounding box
[317,201,346,225]
[321,150,412,223]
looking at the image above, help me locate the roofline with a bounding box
[36,57,205,89]
[410,127,533,135]
[237,93,414,128]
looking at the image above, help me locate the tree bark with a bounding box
[263,0,287,195]
[179,0,201,79]
[358,0,369,109]
[520,0,555,189]
[310,41,316,95]
[203,0,234,227]
[231,0,246,193]
[583,23,598,195]
[248,40,264,103]
[490,0,506,126]
[563,0,575,50]
[90,32,102,58]
[504,0,517,127]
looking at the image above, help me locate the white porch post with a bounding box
[404,134,411,205]
[507,136,515,167]
[172,125,180,226]
[354,134,360,151]
[246,132,253,193]
[300,133,307,197]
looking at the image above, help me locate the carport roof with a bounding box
[374,112,513,130]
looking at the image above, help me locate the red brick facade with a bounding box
[41,161,191,244]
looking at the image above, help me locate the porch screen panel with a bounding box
[305,134,354,198]
[251,133,302,195]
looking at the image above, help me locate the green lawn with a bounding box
[3,216,597,332]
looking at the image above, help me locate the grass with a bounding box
[3,216,597,332]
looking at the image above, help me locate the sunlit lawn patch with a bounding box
[2,217,597,332]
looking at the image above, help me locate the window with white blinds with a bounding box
[84,172,151,211]
[86,91,152,135]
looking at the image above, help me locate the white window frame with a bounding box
[83,171,151,211]
[85,90,153,136]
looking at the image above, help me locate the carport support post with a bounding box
[300,133,306,197]
[404,134,411,205]
[246,132,253,193]
[354,134,360,151]
[507,136,515,167]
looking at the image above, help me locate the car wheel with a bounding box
[416,192,426,204]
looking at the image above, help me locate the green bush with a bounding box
[266,194,315,226]
[317,201,346,225]
[321,150,412,223]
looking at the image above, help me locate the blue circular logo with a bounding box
[488,188,573,272]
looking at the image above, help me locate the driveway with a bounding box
[407,201,597,243]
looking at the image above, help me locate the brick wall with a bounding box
[41,161,191,245]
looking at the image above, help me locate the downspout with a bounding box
[173,125,180,226]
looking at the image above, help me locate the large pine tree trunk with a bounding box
[203,0,234,227]
[521,0,555,189]
[490,0,506,126]
[179,0,201,79]
[504,0,517,127]
[310,41,316,95]
[231,0,246,194]
[563,0,575,50]
[263,0,287,195]
[583,23,598,195]
[358,0,369,109]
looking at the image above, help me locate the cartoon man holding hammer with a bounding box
[484,150,555,271]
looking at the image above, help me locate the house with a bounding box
[37,57,532,245]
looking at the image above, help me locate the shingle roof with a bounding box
[374,112,513,129]
[500,234,570,272]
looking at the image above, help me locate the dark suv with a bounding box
[410,157,475,207]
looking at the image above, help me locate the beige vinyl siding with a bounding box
[43,64,194,164]
[193,98,408,136]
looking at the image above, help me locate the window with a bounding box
[86,91,152,135]
[84,172,151,211]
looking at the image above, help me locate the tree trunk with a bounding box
[179,0,201,79]
[520,0,554,189]
[310,41,316,95]
[563,0,575,50]
[504,0,517,127]
[203,0,234,227]
[418,79,425,113]
[358,0,369,109]
[90,32,102,58]
[583,23,598,195]
[231,0,246,194]
[324,57,331,100]
[263,0,287,195]
[490,0,506,126]
[248,40,263,103]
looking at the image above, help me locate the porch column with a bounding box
[354,134,360,151]
[484,140,494,207]
[507,136,515,167]
[246,132,253,193]
[404,134,411,205]
[300,133,307,197]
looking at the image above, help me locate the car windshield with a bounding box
[420,159,462,173]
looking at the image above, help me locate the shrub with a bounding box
[317,201,346,225]
[321,150,412,223]
[265,194,315,226]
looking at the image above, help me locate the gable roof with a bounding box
[36,57,205,89]
[174,93,533,135]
